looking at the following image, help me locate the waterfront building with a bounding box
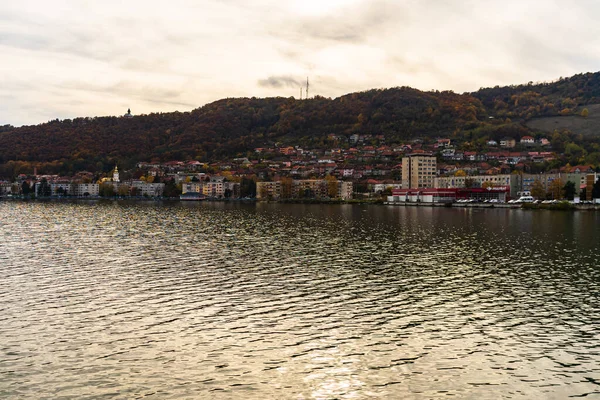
[0,181,13,196]
[388,187,509,203]
[521,172,590,196]
[72,183,99,197]
[130,181,165,197]
[256,181,282,199]
[337,181,354,200]
[182,179,240,199]
[402,153,436,189]
[50,182,73,196]
[435,174,521,198]
[257,180,353,200]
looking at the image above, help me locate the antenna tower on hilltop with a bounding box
[300,87,303,100]
[306,77,309,99]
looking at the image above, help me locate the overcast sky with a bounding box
[1,0,599,126]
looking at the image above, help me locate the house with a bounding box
[464,151,477,161]
[435,139,451,148]
[569,165,594,174]
[539,138,551,146]
[487,139,498,146]
[500,137,516,148]
[520,136,535,145]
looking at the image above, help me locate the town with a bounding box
[1,133,599,205]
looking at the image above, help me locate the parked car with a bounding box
[515,196,535,203]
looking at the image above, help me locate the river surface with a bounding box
[1,201,599,399]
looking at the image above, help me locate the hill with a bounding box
[2,71,600,176]
[526,104,600,137]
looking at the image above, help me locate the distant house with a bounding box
[435,138,451,148]
[520,136,535,146]
[539,138,551,146]
[464,151,477,161]
[569,165,594,173]
[487,139,498,146]
[500,137,516,148]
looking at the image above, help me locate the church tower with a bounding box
[113,165,120,183]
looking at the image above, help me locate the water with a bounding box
[1,201,599,399]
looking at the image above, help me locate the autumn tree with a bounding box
[325,175,338,198]
[547,178,564,200]
[581,108,589,117]
[530,179,546,199]
[280,177,293,199]
[117,185,130,197]
[99,183,115,197]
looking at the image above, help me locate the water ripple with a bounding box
[0,201,599,399]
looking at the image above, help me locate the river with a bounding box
[1,201,599,399]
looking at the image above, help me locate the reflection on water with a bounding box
[1,201,599,399]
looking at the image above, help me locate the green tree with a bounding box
[563,181,576,200]
[21,181,31,196]
[163,180,181,198]
[592,178,600,199]
[37,178,51,197]
[99,183,115,197]
[240,177,257,198]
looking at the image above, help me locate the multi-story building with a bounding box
[72,183,99,197]
[435,174,522,198]
[130,181,165,197]
[202,176,225,198]
[338,181,354,200]
[182,179,239,198]
[257,180,353,200]
[521,173,591,196]
[292,180,328,199]
[181,182,202,194]
[0,181,13,196]
[402,153,437,189]
[256,181,282,199]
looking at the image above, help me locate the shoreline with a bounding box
[1,196,599,210]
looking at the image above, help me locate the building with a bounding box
[72,183,99,197]
[130,181,165,197]
[520,136,535,145]
[338,181,354,200]
[435,174,521,198]
[256,181,282,199]
[521,172,590,196]
[500,138,516,148]
[182,178,240,199]
[402,153,437,189]
[388,187,509,203]
[0,181,13,196]
[256,179,353,200]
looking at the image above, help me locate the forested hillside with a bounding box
[2,71,600,175]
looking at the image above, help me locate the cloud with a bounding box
[2,0,600,126]
[258,76,304,89]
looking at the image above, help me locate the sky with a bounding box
[1,0,600,126]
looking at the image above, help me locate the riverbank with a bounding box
[2,196,599,210]
[384,201,600,211]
